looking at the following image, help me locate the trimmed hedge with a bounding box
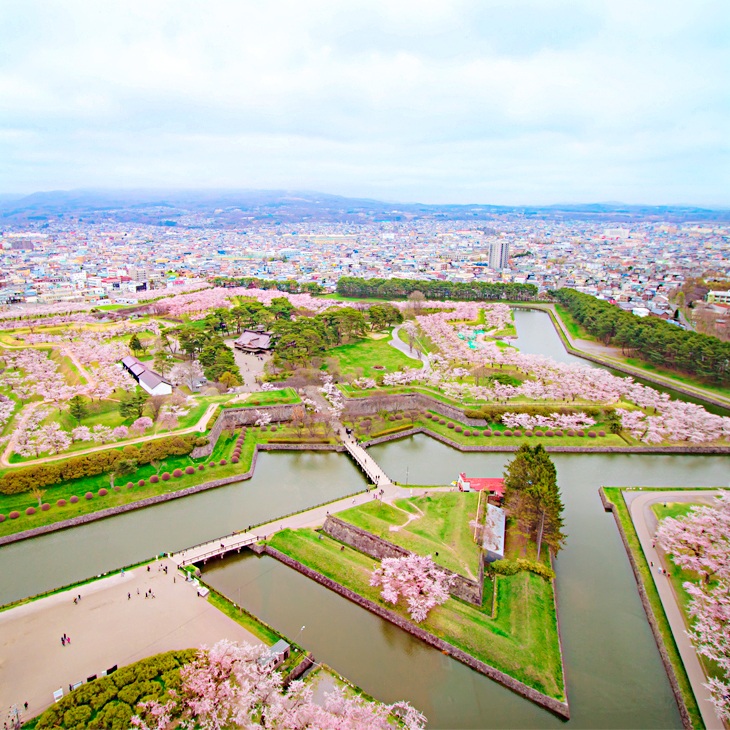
[85,492,93,500]
[0,434,198,495]
[99,488,108,496]
[185,466,195,475]
[150,475,159,483]
[138,479,145,487]
[35,649,197,730]
[9,511,20,519]
[0,514,4,522]
[57,499,67,507]
[26,506,36,516]
[41,503,50,511]
[70,496,79,504]
[161,472,170,481]
[486,557,555,580]
[172,469,183,478]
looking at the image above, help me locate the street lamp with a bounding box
[294,625,305,644]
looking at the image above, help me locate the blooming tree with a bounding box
[370,553,454,623]
[131,639,426,730]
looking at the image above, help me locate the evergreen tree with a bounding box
[119,389,149,420]
[128,333,143,354]
[68,394,88,425]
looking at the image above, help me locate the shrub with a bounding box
[219,459,227,466]
[41,503,50,511]
[588,431,597,438]
[535,430,544,437]
[161,472,170,481]
[209,461,216,467]
[484,430,492,436]
[194,436,209,447]
[172,469,183,478]
[492,430,500,436]
[463,429,471,436]
[231,456,239,463]
[486,558,555,580]
[270,425,277,432]
[138,479,145,487]
[99,488,108,496]
[26,506,36,516]
[9,511,19,519]
[555,430,563,437]
[447,422,455,429]
[455,425,463,433]
[503,429,512,436]
[514,430,522,437]
[545,430,553,437]
[113,485,121,492]
[0,514,4,523]
[524,430,533,437]
[439,419,446,425]
[150,474,159,483]
[395,413,403,420]
[260,425,268,432]
[57,499,67,507]
[425,413,432,419]
[63,705,92,728]
[598,430,606,437]
[577,430,585,437]
[567,429,575,437]
[198,464,205,470]
[85,492,93,500]
[185,466,195,475]
[70,496,78,504]
[126,482,134,489]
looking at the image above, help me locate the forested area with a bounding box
[554,289,730,385]
[211,276,324,294]
[336,276,538,301]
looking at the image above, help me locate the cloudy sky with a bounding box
[1,0,728,205]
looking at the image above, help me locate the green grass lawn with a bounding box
[267,527,564,700]
[336,492,482,578]
[239,388,301,407]
[328,335,422,379]
[0,429,259,539]
[603,488,704,729]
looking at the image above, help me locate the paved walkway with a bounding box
[627,490,724,730]
[0,558,261,722]
[389,325,431,371]
[337,427,392,487]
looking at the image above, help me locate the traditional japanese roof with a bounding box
[235,329,273,350]
[120,355,171,390]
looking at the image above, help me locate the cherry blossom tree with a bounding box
[370,553,454,623]
[170,360,205,390]
[131,639,426,730]
[130,416,154,436]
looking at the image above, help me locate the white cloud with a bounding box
[0,0,727,203]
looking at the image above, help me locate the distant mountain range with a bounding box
[1,188,728,225]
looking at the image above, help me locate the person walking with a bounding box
[61,637,65,646]
[128,592,131,600]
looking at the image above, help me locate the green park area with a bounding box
[266,523,565,701]
[327,333,420,379]
[337,492,482,578]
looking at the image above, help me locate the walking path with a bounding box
[389,325,431,371]
[0,402,218,467]
[627,489,724,730]
[337,426,392,486]
[0,558,261,722]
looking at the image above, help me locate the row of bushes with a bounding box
[35,649,197,730]
[486,557,556,580]
[464,404,614,421]
[0,435,202,495]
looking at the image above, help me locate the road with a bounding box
[389,325,431,371]
[627,489,724,730]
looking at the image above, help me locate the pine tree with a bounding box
[68,394,88,425]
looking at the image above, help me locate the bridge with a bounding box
[337,426,393,487]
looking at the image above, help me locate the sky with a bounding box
[1,0,728,206]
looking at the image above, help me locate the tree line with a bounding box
[554,288,730,385]
[210,277,324,294]
[336,276,538,302]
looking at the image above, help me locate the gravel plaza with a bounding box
[0,557,261,722]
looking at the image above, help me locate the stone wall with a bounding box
[599,488,692,730]
[264,545,570,720]
[342,392,487,427]
[322,516,483,606]
[192,403,299,458]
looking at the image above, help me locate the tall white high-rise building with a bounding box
[489,240,510,269]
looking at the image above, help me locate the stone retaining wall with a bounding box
[322,516,482,605]
[599,488,692,730]
[264,545,570,719]
[283,653,315,688]
[361,426,730,455]
[192,404,298,458]
[342,392,487,427]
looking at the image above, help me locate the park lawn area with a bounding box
[554,303,596,342]
[603,488,704,729]
[620,358,730,401]
[0,431,262,539]
[241,388,301,407]
[267,527,565,700]
[337,492,482,578]
[328,335,422,379]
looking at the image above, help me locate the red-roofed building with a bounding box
[457,473,505,505]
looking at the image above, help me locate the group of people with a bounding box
[60,632,71,647]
